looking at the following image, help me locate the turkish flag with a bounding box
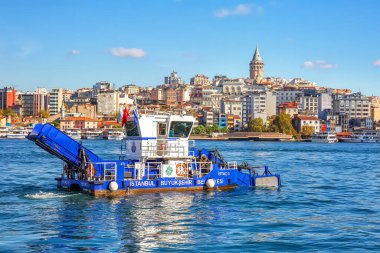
[122,108,129,127]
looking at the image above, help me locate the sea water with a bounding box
[0,139,379,252]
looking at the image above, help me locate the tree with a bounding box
[249,118,265,132]
[39,110,50,118]
[219,127,229,133]
[192,125,206,135]
[270,112,296,136]
[301,125,314,138]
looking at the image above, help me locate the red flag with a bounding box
[122,108,129,127]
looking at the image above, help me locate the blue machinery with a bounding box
[27,123,281,196]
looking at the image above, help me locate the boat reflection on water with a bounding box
[119,193,195,251]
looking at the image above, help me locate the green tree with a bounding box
[192,125,206,135]
[39,110,50,118]
[249,118,265,132]
[271,112,296,136]
[219,127,229,133]
[301,125,314,138]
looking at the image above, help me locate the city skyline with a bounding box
[1,0,380,95]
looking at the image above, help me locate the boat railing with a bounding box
[86,162,117,181]
[141,139,195,158]
[123,160,213,180]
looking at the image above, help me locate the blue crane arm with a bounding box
[27,123,102,167]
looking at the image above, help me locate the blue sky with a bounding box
[1,0,380,95]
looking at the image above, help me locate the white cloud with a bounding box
[302,60,338,69]
[373,59,380,67]
[108,47,147,58]
[215,4,262,18]
[70,50,80,55]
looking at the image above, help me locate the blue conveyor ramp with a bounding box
[27,123,102,167]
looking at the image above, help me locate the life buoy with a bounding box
[176,163,187,177]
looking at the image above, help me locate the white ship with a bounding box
[0,127,9,138]
[104,128,125,140]
[340,131,379,143]
[311,132,338,143]
[81,129,103,140]
[6,128,28,139]
[65,129,82,140]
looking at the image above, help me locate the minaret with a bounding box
[249,46,265,83]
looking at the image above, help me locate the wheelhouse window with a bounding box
[125,121,140,136]
[169,121,193,138]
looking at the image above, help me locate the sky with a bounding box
[0,0,380,95]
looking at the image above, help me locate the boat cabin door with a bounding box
[157,123,167,156]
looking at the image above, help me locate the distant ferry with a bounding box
[81,129,103,140]
[65,129,82,140]
[340,131,379,143]
[104,128,125,140]
[6,128,28,139]
[311,132,338,143]
[0,127,9,138]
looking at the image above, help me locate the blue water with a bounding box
[0,139,379,252]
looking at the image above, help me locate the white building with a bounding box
[276,90,302,106]
[97,91,119,115]
[49,88,63,115]
[333,93,371,119]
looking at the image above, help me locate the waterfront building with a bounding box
[218,114,227,128]
[222,99,242,118]
[21,89,49,117]
[164,71,184,86]
[276,89,303,106]
[190,74,210,86]
[332,92,371,119]
[60,116,99,131]
[249,46,265,84]
[317,93,333,118]
[278,102,298,117]
[49,88,64,115]
[62,89,74,102]
[250,89,277,121]
[292,115,321,133]
[221,78,246,96]
[68,104,97,119]
[93,81,114,91]
[201,86,222,109]
[298,91,319,116]
[0,87,16,110]
[119,84,140,95]
[97,91,119,115]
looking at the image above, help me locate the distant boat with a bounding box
[81,129,103,140]
[6,128,28,139]
[104,128,125,140]
[340,131,379,143]
[311,132,338,143]
[65,129,82,140]
[0,127,10,138]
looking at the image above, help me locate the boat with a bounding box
[340,131,379,143]
[65,129,82,140]
[311,132,338,143]
[0,126,9,138]
[6,128,28,139]
[26,108,281,196]
[104,128,125,140]
[81,129,103,140]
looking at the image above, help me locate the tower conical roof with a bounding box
[252,46,263,63]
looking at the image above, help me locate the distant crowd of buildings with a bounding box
[1,46,379,134]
